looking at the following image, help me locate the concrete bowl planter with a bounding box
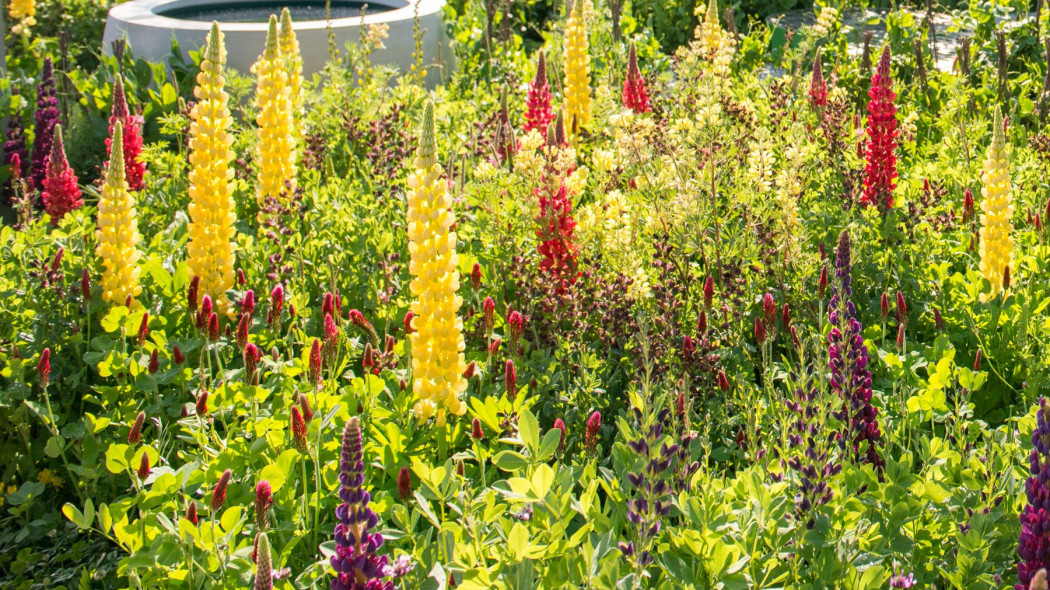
[102,0,452,86]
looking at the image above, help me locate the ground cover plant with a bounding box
[7,0,1050,588]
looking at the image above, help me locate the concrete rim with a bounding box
[107,0,444,32]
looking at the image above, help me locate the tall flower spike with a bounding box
[979,106,1013,301]
[278,8,304,120]
[524,51,554,135]
[31,57,60,192]
[827,231,883,469]
[809,49,828,110]
[861,46,898,211]
[4,90,29,204]
[254,532,273,590]
[330,417,393,590]
[188,23,238,316]
[406,102,468,426]
[108,75,146,191]
[253,15,296,203]
[41,124,82,224]
[95,122,143,308]
[1018,399,1050,590]
[622,43,650,113]
[562,0,591,139]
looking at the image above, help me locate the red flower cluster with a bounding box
[523,52,554,135]
[41,125,81,224]
[861,46,898,211]
[107,76,146,191]
[622,44,650,113]
[808,50,827,110]
[535,139,579,290]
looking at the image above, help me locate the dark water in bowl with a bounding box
[157,1,395,23]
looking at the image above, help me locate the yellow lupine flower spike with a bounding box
[253,15,296,203]
[187,23,237,315]
[979,107,1013,300]
[563,0,591,140]
[96,122,143,308]
[407,102,468,427]
[279,8,304,119]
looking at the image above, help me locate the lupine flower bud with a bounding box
[781,303,791,329]
[137,312,150,346]
[323,313,339,364]
[255,480,273,529]
[196,389,209,416]
[363,343,375,373]
[291,405,308,452]
[322,292,335,318]
[505,359,517,401]
[148,349,159,374]
[186,501,199,525]
[524,52,555,134]
[585,411,601,452]
[754,316,767,345]
[717,370,730,391]
[268,284,284,329]
[682,336,695,359]
[129,411,146,444]
[880,292,890,320]
[489,338,502,355]
[308,338,322,387]
[896,291,907,325]
[208,313,220,341]
[934,308,945,331]
[254,532,273,590]
[896,324,905,350]
[703,276,715,308]
[622,44,651,113]
[188,276,200,313]
[790,326,801,349]
[963,188,975,222]
[861,46,898,211]
[464,361,476,379]
[471,417,484,440]
[81,268,91,303]
[397,466,412,501]
[471,263,482,289]
[237,268,246,285]
[37,348,50,389]
[553,418,566,450]
[173,345,185,365]
[41,124,82,224]
[137,451,151,480]
[818,266,828,298]
[1003,265,1012,291]
[974,348,983,371]
[197,295,213,331]
[697,310,707,334]
[348,309,380,347]
[403,310,414,334]
[211,469,232,512]
[507,311,525,343]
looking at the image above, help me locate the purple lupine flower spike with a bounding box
[31,58,61,193]
[828,230,884,469]
[330,417,393,590]
[1017,399,1050,590]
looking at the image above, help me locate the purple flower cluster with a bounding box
[827,230,884,469]
[3,88,29,203]
[783,372,841,528]
[618,408,697,569]
[331,417,393,590]
[1018,398,1050,590]
[31,58,61,193]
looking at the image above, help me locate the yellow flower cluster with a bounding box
[279,9,304,119]
[563,0,591,140]
[694,0,734,77]
[36,468,63,489]
[575,190,651,299]
[407,102,468,427]
[813,6,839,36]
[96,122,143,308]
[187,23,237,315]
[253,15,297,203]
[748,128,775,192]
[9,0,35,34]
[979,108,1013,300]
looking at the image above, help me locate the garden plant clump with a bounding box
[8,0,1050,587]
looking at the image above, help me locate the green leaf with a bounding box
[536,429,562,462]
[507,522,529,562]
[260,450,300,493]
[44,435,64,458]
[517,409,539,453]
[492,451,528,472]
